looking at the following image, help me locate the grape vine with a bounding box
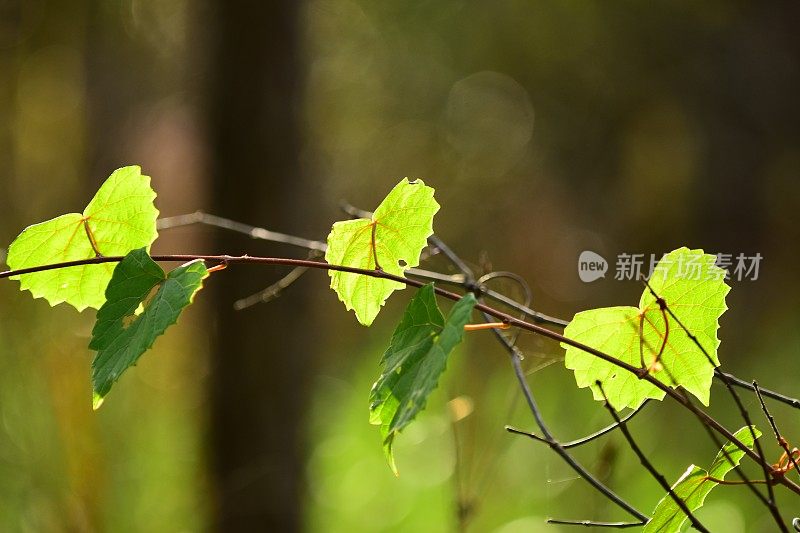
[3,166,800,531]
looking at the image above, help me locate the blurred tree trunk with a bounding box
[85,3,146,190]
[207,1,312,530]
[0,3,20,226]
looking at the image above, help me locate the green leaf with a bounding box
[6,166,159,311]
[563,247,730,410]
[89,248,207,409]
[369,284,475,474]
[325,178,439,326]
[644,426,761,533]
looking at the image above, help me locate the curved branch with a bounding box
[720,372,800,410]
[597,381,708,532]
[546,518,647,528]
[2,253,799,496]
[484,312,648,524]
[506,399,651,449]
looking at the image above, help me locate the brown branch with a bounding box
[596,381,708,532]
[505,399,651,449]
[3,253,799,498]
[754,381,800,480]
[157,211,569,326]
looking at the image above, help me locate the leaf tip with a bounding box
[383,433,399,476]
[92,391,105,410]
[355,309,375,327]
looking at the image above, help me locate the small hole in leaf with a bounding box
[398,259,408,268]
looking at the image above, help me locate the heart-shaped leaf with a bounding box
[563,248,729,410]
[325,178,439,326]
[6,166,159,311]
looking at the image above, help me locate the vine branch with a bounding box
[505,399,651,450]
[157,211,568,327]
[3,252,800,498]
[596,381,708,532]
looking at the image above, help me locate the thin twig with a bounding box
[483,310,648,524]
[158,211,571,327]
[754,381,800,479]
[477,270,532,345]
[232,249,322,310]
[505,399,651,449]
[234,266,308,310]
[596,380,708,532]
[722,373,800,410]
[157,210,470,289]
[545,519,645,528]
[157,211,328,252]
[480,285,569,327]
[428,234,475,281]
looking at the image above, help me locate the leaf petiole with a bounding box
[463,322,510,331]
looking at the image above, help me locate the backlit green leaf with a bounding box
[6,166,159,310]
[563,248,729,410]
[325,178,439,326]
[369,284,475,474]
[89,248,207,409]
[644,426,760,533]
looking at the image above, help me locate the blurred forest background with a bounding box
[1,1,799,531]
